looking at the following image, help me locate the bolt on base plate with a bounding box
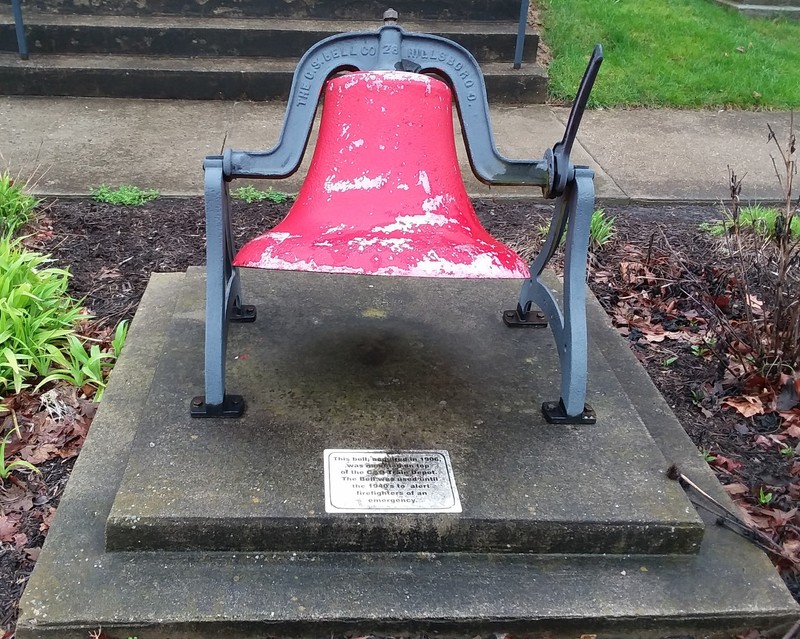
[503,308,548,328]
[190,394,245,418]
[230,305,257,323]
[542,400,596,424]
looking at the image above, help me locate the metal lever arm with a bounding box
[545,44,603,199]
[514,45,603,423]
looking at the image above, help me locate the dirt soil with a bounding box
[2,196,799,637]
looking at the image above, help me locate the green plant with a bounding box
[781,446,795,458]
[538,209,615,250]
[758,486,774,505]
[1,412,40,480]
[231,185,291,204]
[703,450,717,463]
[589,209,616,250]
[0,236,85,394]
[690,388,705,405]
[36,320,129,401]
[111,319,129,359]
[536,222,561,245]
[662,355,678,367]
[690,337,717,358]
[35,336,109,397]
[700,205,800,241]
[0,172,38,236]
[690,344,708,357]
[91,184,160,206]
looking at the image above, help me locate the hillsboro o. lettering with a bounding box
[403,48,478,102]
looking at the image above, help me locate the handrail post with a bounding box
[11,0,29,60]
[513,0,530,69]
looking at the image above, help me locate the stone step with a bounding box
[0,52,549,102]
[732,0,800,5]
[16,0,522,20]
[711,0,800,17]
[0,13,539,63]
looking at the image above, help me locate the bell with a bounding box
[233,70,529,279]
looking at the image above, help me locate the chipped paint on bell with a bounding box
[233,70,529,279]
[323,174,388,193]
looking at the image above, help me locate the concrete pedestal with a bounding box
[17,268,799,638]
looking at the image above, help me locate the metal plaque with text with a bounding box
[324,449,462,513]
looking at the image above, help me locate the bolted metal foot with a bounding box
[190,394,245,418]
[542,400,596,424]
[503,307,547,328]
[230,305,256,323]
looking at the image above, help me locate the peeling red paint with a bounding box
[234,71,529,279]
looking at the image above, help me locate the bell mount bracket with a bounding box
[195,10,603,426]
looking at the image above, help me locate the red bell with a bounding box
[234,71,529,279]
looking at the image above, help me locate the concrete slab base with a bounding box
[106,268,701,556]
[17,269,799,638]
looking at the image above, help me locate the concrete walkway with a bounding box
[0,95,793,203]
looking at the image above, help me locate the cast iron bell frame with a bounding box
[193,12,603,424]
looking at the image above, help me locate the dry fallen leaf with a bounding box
[724,482,749,495]
[0,485,35,514]
[783,538,800,560]
[20,442,61,465]
[745,294,764,316]
[13,532,28,550]
[722,395,765,418]
[39,506,57,533]
[0,513,20,542]
[785,424,800,438]
[711,454,744,473]
[24,546,42,562]
[776,377,800,412]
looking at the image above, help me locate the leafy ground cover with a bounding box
[90,184,160,206]
[0,173,130,638]
[536,0,800,108]
[0,175,38,237]
[1,195,800,636]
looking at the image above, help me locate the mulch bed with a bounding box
[2,197,798,637]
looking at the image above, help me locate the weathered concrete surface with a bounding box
[0,96,614,198]
[560,107,791,203]
[3,95,791,203]
[106,268,701,555]
[0,97,232,194]
[17,269,799,638]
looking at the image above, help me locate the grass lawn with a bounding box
[538,0,800,108]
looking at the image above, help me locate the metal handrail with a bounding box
[11,0,28,59]
[513,0,530,69]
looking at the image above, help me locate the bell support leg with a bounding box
[225,204,256,324]
[516,166,596,424]
[190,157,247,418]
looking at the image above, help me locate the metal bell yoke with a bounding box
[193,10,603,424]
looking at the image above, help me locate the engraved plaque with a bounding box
[324,449,462,513]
